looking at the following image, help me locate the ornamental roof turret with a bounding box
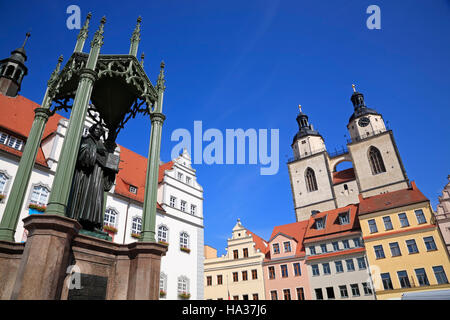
[292,105,322,144]
[0,32,31,97]
[348,84,380,122]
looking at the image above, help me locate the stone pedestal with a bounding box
[126,242,167,300]
[0,241,25,299]
[0,214,167,300]
[10,214,81,300]
[60,234,167,300]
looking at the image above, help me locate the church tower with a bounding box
[287,86,411,222]
[0,33,30,97]
[288,106,337,222]
[346,86,409,197]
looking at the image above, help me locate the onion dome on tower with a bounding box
[292,105,322,145]
[348,84,380,123]
[291,105,326,160]
[347,84,387,141]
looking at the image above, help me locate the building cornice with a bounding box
[263,254,306,265]
[362,224,437,241]
[305,247,366,262]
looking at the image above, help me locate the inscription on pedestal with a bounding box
[67,273,108,300]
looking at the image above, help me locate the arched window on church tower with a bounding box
[5,65,15,78]
[305,168,318,192]
[368,146,386,175]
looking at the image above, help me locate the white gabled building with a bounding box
[0,84,204,300]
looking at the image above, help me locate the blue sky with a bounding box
[1,0,449,255]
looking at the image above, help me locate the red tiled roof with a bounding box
[358,181,428,215]
[114,145,174,205]
[268,220,309,255]
[304,204,360,242]
[0,93,174,209]
[0,94,64,167]
[244,228,268,254]
[332,168,355,185]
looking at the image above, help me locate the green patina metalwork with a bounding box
[46,17,106,217]
[141,62,165,242]
[0,14,166,244]
[0,56,62,241]
[79,229,112,241]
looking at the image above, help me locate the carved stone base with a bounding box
[0,214,167,300]
[61,233,167,300]
[10,214,81,300]
[0,241,25,299]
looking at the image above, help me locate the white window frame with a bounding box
[158,224,169,243]
[0,170,12,196]
[129,185,138,194]
[29,184,50,206]
[104,207,118,227]
[180,231,189,249]
[180,200,187,212]
[190,204,196,215]
[177,276,189,295]
[131,216,142,235]
[160,272,167,297]
[170,196,177,208]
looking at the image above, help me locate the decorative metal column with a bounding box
[73,13,92,53]
[140,62,166,242]
[45,17,106,216]
[0,56,63,242]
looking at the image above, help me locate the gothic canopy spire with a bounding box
[129,16,142,57]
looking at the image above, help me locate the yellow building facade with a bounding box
[204,219,267,300]
[358,183,450,300]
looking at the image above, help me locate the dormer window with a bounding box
[129,185,138,194]
[284,241,291,253]
[315,217,326,230]
[273,243,280,254]
[0,131,24,151]
[339,211,350,225]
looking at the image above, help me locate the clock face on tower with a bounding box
[358,117,370,127]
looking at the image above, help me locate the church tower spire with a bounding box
[0,32,30,97]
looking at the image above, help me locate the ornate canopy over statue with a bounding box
[0,14,166,243]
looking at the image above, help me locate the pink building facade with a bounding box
[263,221,312,300]
[436,175,450,255]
